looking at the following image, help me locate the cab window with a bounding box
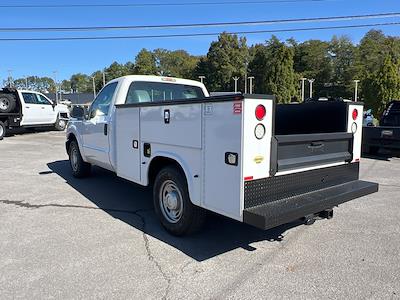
[37,94,52,105]
[125,81,204,104]
[89,82,118,118]
[22,93,38,104]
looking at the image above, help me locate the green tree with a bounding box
[134,49,157,75]
[205,32,249,91]
[292,39,332,97]
[153,49,199,78]
[329,35,356,98]
[364,55,400,115]
[14,76,56,93]
[70,73,91,93]
[249,36,298,103]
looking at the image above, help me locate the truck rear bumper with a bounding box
[243,180,378,230]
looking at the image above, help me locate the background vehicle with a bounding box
[363,109,375,127]
[0,87,69,140]
[66,75,378,236]
[363,100,400,154]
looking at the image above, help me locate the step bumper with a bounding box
[243,180,379,230]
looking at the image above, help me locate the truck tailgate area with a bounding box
[243,163,378,230]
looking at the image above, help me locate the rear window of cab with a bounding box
[125,81,205,104]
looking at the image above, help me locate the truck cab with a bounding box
[67,75,208,171]
[66,75,378,236]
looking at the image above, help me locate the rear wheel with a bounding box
[68,140,91,178]
[153,166,205,236]
[0,121,6,140]
[0,94,17,113]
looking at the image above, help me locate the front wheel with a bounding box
[54,116,67,131]
[68,140,91,178]
[0,121,6,140]
[153,166,205,236]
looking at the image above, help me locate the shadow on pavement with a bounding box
[362,149,400,161]
[6,127,56,137]
[47,160,303,262]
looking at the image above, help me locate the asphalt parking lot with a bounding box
[0,130,399,299]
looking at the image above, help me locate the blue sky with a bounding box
[0,0,399,82]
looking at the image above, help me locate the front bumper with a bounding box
[242,163,378,230]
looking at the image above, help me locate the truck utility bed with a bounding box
[114,93,377,229]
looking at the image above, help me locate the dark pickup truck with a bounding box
[363,100,400,154]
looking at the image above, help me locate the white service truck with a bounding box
[66,75,378,236]
[0,87,70,140]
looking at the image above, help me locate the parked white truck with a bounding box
[66,75,378,235]
[0,87,70,140]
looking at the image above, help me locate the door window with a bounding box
[89,82,118,119]
[22,93,38,104]
[36,94,52,105]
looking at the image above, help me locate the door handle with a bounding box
[104,124,108,136]
[164,109,170,124]
[41,107,45,109]
[308,142,324,149]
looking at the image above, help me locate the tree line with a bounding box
[8,29,400,116]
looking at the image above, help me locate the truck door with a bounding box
[21,92,41,125]
[82,82,118,169]
[35,93,56,124]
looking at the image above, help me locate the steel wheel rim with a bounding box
[70,147,79,171]
[59,119,66,129]
[0,125,4,137]
[0,98,9,110]
[159,180,184,224]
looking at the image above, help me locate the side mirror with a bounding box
[71,106,85,120]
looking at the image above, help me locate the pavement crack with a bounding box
[134,210,172,300]
[0,199,151,215]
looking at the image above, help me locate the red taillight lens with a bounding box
[352,109,358,120]
[255,105,266,121]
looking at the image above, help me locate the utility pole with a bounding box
[198,76,205,84]
[300,78,307,102]
[92,76,96,99]
[102,71,106,87]
[308,79,315,98]
[248,76,255,94]
[354,80,360,102]
[53,71,58,103]
[233,77,239,93]
[7,70,13,87]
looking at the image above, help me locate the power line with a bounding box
[0,0,337,8]
[0,21,398,42]
[0,12,398,32]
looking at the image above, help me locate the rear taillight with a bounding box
[352,109,358,120]
[255,105,266,121]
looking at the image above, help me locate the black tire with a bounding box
[153,166,205,236]
[54,116,67,131]
[0,94,17,113]
[0,121,6,140]
[68,140,91,178]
